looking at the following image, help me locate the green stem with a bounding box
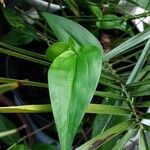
[0,77,48,88]
[0,48,50,66]
[0,42,48,61]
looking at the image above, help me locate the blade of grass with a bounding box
[0,104,132,116]
[0,42,48,61]
[87,104,132,116]
[135,101,150,108]
[0,77,48,88]
[0,82,19,94]
[0,48,50,66]
[105,27,150,60]
[127,39,150,84]
[76,120,135,150]
[139,129,150,150]
[112,127,138,150]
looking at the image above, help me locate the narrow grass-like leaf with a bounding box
[139,129,150,150]
[87,104,131,116]
[42,13,102,49]
[112,127,137,150]
[48,45,102,150]
[0,104,131,115]
[135,101,150,108]
[0,82,19,94]
[0,48,50,66]
[0,77,47,88]
[105,27,150,60]
[126,80,150,88]
[0,104,51,113]
[76,120,135,150]
[0,42,47,61]
[140,113,150,119]
[127,39,150,84]
[94,91,125,100]
[64,0,80,16]
[142,124,150,132]
[0,115,20,145]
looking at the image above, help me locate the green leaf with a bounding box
[112,127,137,150]
[0,77,48,88]
[0,42,47,61]
[105,27,150,60]
[90,2,102,18]
[135,101,150,107]
[0,82,19,94]
[42,13,103,50]
[76,120,135,150]
[0,115,20,145]
[10,144,29,150]
[140,113,150,119]
[2,29,35,46]
[127,39,150,84]
[0,104,51,113]
[0,48,50,66]
[139,129,150,150]
[2,8,24,28]
[46,42,69,61]
[142,124,150,133]
[64,0,80,16]
[32,143,57,150]
[131,0,150,11]
[87,104,131,116]
[96,15,128,32]
[48,44,102,150]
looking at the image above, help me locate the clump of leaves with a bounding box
[0,1,150,150]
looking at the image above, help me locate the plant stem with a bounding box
[0,42,48,61]
[0,48,50,66]
[0,77,48,88]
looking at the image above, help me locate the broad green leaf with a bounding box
[0,115,20,145]
[96,15,128,32]
[105,27,150,60]
[139,129,150,150]
[46,42,69,61]
[42,13,103,50]
[76,120,135,150]
[48,45,102,150]
[127,39,150,84]
[87,104,131,116]
[0,82,19,94]
[112,127,137,150]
